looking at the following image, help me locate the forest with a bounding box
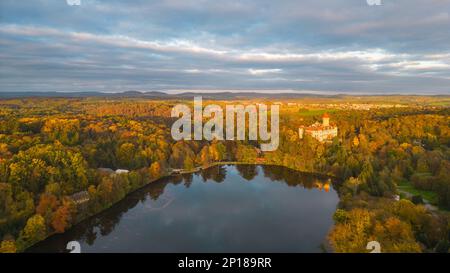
[0,96,449,253]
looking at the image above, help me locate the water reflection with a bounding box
[28,165,339,253]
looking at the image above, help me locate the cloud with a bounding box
[248,69,282,75]
[0,0,449,94]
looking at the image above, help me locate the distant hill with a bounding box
[0,91,168,99]
[0,91,448,100]
[0,91,346,99]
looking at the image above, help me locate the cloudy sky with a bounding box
[0,0,449,94]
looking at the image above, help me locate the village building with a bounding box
[98,167,114,174]
[299,113,338,142]
[68,191,90,205]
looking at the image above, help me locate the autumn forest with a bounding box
[0,95,449,253]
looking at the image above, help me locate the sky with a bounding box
[0,0,450,94]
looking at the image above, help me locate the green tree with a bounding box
[19,214,46,248]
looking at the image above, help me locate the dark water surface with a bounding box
[28,165,339,253]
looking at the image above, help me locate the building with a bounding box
[98,167,114,174]
[115,169,129,174]
[69,191,90,205]
[299,113,338,142]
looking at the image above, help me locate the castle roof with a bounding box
[304,125,337,131]
[300,122,337,131]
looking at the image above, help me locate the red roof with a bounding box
[322,113,330,118]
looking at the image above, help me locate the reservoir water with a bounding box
[28,165,339,253]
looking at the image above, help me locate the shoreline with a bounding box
[24,161,337,252]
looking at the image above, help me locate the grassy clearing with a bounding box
[295,109,337,116]
[398,180,438,205]
[427,100,450,107]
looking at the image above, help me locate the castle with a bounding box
[298,113,338,142]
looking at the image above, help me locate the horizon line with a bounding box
[0,90,449,96]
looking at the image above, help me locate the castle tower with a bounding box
[322,113,330,127]
[298,127,304,139]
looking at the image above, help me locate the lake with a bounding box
[28,165,339,253]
